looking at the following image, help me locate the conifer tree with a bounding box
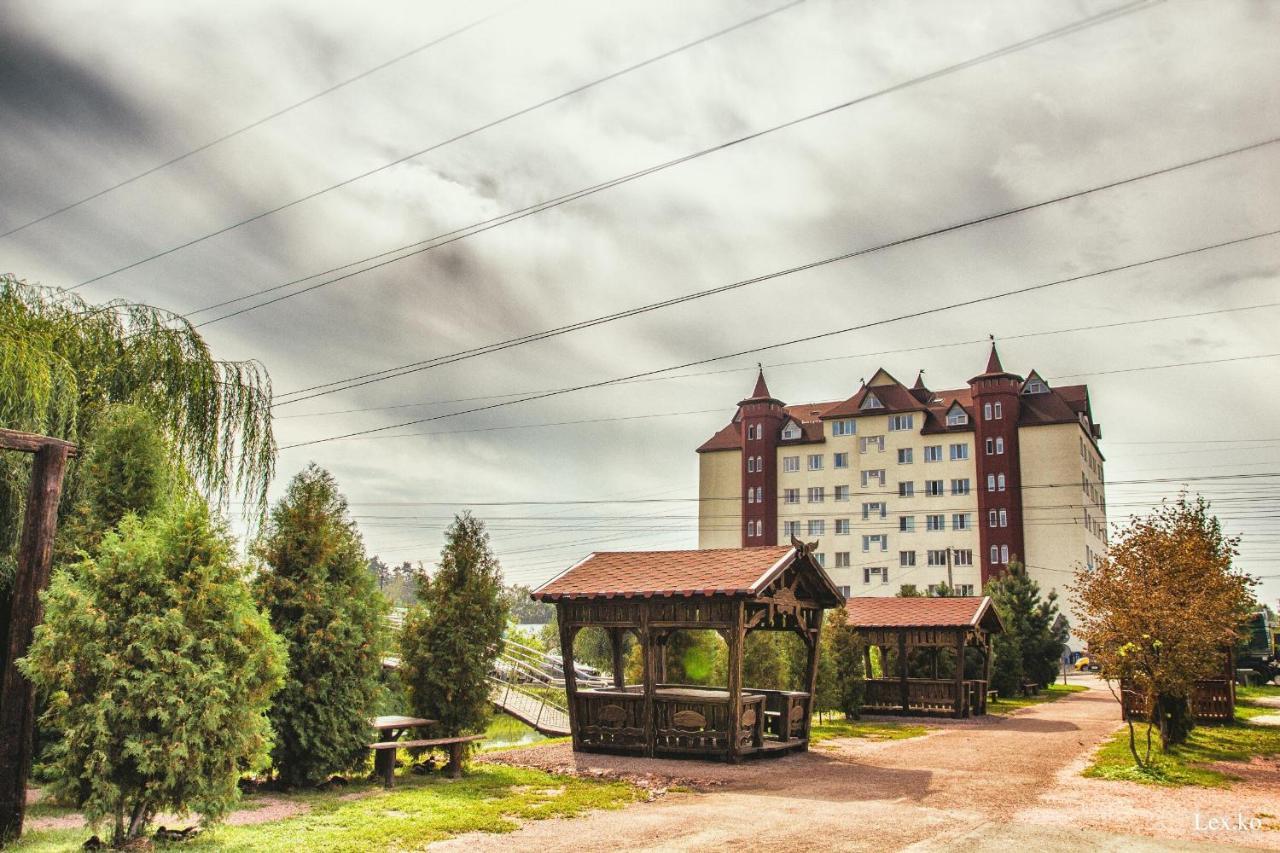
[400,513,508,738]
[20,500,284,845]
[827,606,866,717]
[985,561,1066,697]
[253,465,389,787]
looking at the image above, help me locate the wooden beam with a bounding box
[557,615,582,753]
[898,633,909,714]
[0,429,78,457]
[0,442,72,841]
[953,631,966,719]
[725,601,745,763]
[608,627,625,690]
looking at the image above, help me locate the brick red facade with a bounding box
[970,348,1027,585]
[738,370,785,546]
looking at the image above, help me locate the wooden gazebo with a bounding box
[531,541,844,761]
[847,596,1003,718]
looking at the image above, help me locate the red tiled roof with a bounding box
[845,596,1003,632]
[533,546,797,600]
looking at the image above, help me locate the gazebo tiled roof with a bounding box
[532,545,842,603]
[845,596,1003,633]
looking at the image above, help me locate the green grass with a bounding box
[985,683,1088,715]
[1236,683,1280,703]
[809,717,929,743]
[1083,690,1280,788]
[12,765,640,853]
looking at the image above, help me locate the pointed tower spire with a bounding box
[750,364,772,400]
[912,370,927,390]
[985,339,1003,375]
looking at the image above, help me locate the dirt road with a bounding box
[445,684,1280,851]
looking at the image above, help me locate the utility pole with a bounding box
[945,546,954,591]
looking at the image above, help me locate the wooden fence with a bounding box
[1120,678,1235,724]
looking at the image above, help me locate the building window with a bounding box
[1024,379,1046,394]
[897,447,913,465]
[955,584,975,596]
[861,469,886,488]
[835,518,850,535]
[983,402,993,421]
[926,514,945,531]
[898,481,914,498]
[807,487,825,503]
[863,566,889,584]
[952,512,971,530]
[862,534,887,552]
[988,510,998,528]
[755,520,763,537]
[987,474,996,492]
[861,502,886,519]
[837,584,851,597]
[814,552,826,567]
[927,549,948,566]
[747,523,754,538]
[994,402,1003,419]
[900,550,916,567]
[999,509,1008,527]
[782,422,801,440]
[784,521,801,538]
[990,545,999,564]
[946,408,969,426]
[834,485,850,502]
[951,478,970,495]
[808,454,823,471]
[923,445,943,463]
[832,419,856,436]
[834,452,849,469]
[834,551,851,568]
[783,456,800,472]
[889,414,914,431]
[1000,544,1009,563]
[949,443,969,461]
[985,438,994,455]
[746,457,755,473]
[925,480,944,497]
[784,488,799,504]
[747,490,755,505]
[997,473,1006,492]
[859,435,885,454]
[808,519,825,537]
[995,437,1005,454]
[899,516,915,532]
[953,549,973,566]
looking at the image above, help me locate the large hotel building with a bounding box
[696,345,1106,617]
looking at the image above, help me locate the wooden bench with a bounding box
[1021,682,1040,697]
[369,735,485,787]
[986,689,998,704]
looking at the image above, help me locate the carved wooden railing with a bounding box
[864,678,981,714]
[573,689,647,752]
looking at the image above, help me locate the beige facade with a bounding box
[698,448,741,549]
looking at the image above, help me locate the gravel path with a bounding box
[448,684,1280,851]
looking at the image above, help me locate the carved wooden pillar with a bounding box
[953,631,967,718]
[802,616,822,746]
[726,603,745,763]
[557,614,582,752]
[898,633,909,714]
[639,604,655,758]
[0,443,71,842]
[608,627,625,689]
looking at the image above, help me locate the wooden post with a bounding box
[898,633,909,714]
[557,613,582,752]
[802,615,822,746]
[0,442,72,842]
[640,605,655,758]
[608,628,625,689]
[953,631,967,718]
[726,603,745,762]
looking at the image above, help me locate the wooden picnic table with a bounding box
[369,716,435,784]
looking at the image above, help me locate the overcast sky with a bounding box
[2,0,1278,605]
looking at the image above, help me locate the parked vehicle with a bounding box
[1238,610,1280,685]
[1074,655,1101,672]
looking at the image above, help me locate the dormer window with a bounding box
[781,421,802,440]
[945,405,968,426]
[1024,379,1047,394]
[860,393,883,410]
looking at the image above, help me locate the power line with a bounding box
[187,0,1158,326]
[272,142,1280,408]
[271,298,1280,419]
[1053,352,1280,380]
[62,0,805,293]
[276,224,1280,448]
[0,3,522,241]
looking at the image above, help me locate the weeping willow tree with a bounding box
[0,273,276,670]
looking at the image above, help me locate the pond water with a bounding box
[481,713,549,750]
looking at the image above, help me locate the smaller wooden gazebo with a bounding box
[532,541,844,761]
[847,596,1003,718]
